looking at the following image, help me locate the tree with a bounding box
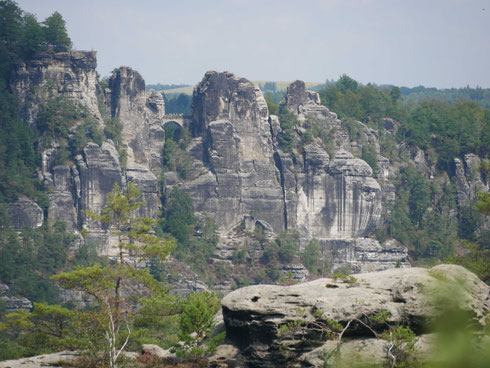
[52,183,176,368]
[336,74,358,94]
[42,11,71,51]
[161,186,196,255]
[177,291,224,357]
[21,13,44,58]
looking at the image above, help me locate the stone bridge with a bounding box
[161,114,192,129]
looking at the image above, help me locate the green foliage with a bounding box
[161,187,196,254]
[382,325,417,368]
[401,84,490,109]
[265,93,279,115]
[104,117,127,167]
[371,309,391,324]
[475,191,490,216]
[331,273,358,286]
[277,106,299,153]
[361,144,378,175]
[163,93,191,114]
[21,13,44,58]
[382,165,458,262]
[162,125,192,179]
[301,238,326,276]
[42,11,71,51]
[447,241,490,284]
[177,291,223,357]
[276,229,300,264]
[52,183,175,368]
[458,204,482,241]
[0,222,78,304]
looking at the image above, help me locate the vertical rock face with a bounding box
[283,80,340,131]
[108,67,166,172]
[7,198,44,230]
[77,142,124,230]
[185,71,285,232]
[9,54,163,256]
[454,154,488,205]
[8,51,406,273]
[11,51,103,128]
[278,81,383,240]
[47,165,78,230]
[182,74,399,271]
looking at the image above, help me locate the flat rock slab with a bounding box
[221,265,490,367]
[0,351,78,368]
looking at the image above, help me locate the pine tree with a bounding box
[42,11,71,51]
[52,183,176,368]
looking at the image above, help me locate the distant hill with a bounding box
[146,83,191,92]
[148,81,324,96]
[397,86,490,109]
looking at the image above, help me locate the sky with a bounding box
[15,0,490,88]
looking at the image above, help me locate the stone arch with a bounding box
[163,120,183,141]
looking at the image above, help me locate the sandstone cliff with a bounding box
[8,52,406,272]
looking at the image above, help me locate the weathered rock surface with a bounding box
[328,238,410,273]
[283,80,340,131]
[7,197,43,230]
[0,283,33,312]
[185,71,284,232]
[221,264,490,367]
[141,344,175,359]
[107,66,166,172]
[11,51,102,129]
[454,154,488,205]
[0,351,79,368]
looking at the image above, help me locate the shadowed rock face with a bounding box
[9,55,162,257]
[9,53,403,270]
[11,51,102,129]
[7,197,43,230]
[108,66,166,172]
[221,265,490,367]
[185,71,285,232]
[184,73,384,244]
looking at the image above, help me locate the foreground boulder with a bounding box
[221,265,490,367]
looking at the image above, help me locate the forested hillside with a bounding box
[0,0,489,366]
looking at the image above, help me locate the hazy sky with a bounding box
[15,0,490,88]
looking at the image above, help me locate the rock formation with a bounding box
[1,283,32,313]
[221,264,490,367]
[106,67,166,172]
[184,71,285,232]
[7,197,44,230]
[11,51,102,129]
[8,51,407,274]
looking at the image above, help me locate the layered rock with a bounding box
[7,197,43,230]
[11,51,102,129]
[107,67,166,172]
[283,80,340,131]
[1,283,32,312]
[184,71,284,232]
[454,154,488,205]
[221,265,490,367]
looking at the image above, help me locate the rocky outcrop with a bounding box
[11,51,102,129]
[107,67,166,172]
[8,50,410,278]
[283,80,340,131]
[454,154,488,205]
[221,265,490,367]
[1,283,33,312]
[185,71,284,232]
[7,197,43,230]
[0,351,79,368]
[328,238,409,273]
